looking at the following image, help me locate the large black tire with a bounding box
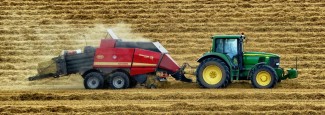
[128,77,137,88]
[108,72,130,89]
[250,65,277,88]
[196,58,230,88]
[84,72,105,89]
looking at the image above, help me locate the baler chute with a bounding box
[28,47,95,81]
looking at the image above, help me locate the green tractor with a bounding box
[196,34,298,88]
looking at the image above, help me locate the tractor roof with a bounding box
[211,35,243,39]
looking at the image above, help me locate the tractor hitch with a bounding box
[171,63,197,83]
[171,70,192,82]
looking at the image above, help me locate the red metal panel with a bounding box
[99,39,116,49]
[159,54,180,72]
[94,48,134,68]
[132,48,161,68]
[130,68,156,76]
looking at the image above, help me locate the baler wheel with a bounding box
[108,72,130,89]
[84,72,105,89]
[250,65,277,88]
[196,58,230,88]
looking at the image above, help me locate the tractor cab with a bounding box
[211,35,245,70]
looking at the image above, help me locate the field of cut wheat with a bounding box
[0,0,325,114]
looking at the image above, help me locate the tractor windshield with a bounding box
[224,39,237,59]
[215,39,238,59]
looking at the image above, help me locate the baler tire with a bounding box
[108,72,130,89]
[250,65,277,88]
[196,58,230,88]
[84,72,105,89]
[129,77,137,88]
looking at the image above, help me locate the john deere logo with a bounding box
[96,55,104,59]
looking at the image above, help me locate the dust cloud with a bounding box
[82,22,151,46]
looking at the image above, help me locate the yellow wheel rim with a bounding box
[203,65,222,85]
[256,71,271,86]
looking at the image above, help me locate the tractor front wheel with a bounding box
[196,58,230,88]
[251,65,277,88]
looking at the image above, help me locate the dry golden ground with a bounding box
[0,89,324,114]
[0,0,325,114]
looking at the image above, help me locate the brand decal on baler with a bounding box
[139,54,154,60]
[96,55,104,59]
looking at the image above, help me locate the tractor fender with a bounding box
[197,54,232,70]
[247,62,266,80]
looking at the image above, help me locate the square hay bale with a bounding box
[37,60,57,75]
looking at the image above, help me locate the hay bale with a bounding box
[37,60,57,75]
[145,75,169,88]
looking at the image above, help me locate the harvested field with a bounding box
[0,89,324,114]
[0,0,324,114]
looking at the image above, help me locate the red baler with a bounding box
[29,30,192,89]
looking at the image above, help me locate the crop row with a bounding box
[1,1,324,9]
[1,7,323,16]
[1,14,323,23]
[1,28,325,37]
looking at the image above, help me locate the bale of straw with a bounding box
[37,60,57,75]
[145,75,169,88]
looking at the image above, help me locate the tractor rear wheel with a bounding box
[251,65,277,88]
[196,58,230,88]
[84,72,105,89]
[108,72,130,89]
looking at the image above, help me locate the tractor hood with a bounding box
[244,52,279,58]
[243,52,281,68]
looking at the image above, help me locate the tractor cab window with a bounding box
[215,39,224,53]
[215,39,238,59]
[225,39,238,59]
